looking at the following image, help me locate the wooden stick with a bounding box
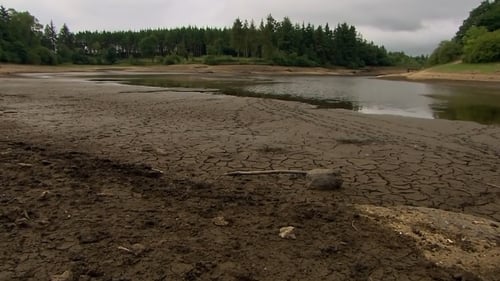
[117,246,133,253]
[224,170,308,176]
[351,220,359,232]
[486,183,500,189]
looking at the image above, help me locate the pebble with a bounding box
[51,270,73,281]
[212,216,230,226]
[131,243,146,255]
[279,226,296,239]
[306,169,343,190]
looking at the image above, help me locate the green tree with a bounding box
[105,46,118,64]
[231,18,244,56]
[42,21,57,52]
[260,15,277,59]
[455,0,500,43]
[462,26,489,57]
[428,40,462,65]
[332,23,361,67]
[57,24,74,63]
[57,24,74,48]
[477,1,500,31]
[0,4,396,68]
[0,5,10,42]
[248,20,259,57]
[463,29,500,63]
[139,35,158,61]
[9,10,42,47]
[276,17,294,53]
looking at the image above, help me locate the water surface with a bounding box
[247,76,500,124]
[93,74,500,125]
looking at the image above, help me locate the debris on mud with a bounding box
[2,140,489,280]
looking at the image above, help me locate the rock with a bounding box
[279,226,296,239]
[38,191,51,201]
[51,270,73,281]
[131,243,146,255]
[306,169,343,190]
[212,216,230,226]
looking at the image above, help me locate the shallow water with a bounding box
[246,76,500,124]
[94,74,500,125]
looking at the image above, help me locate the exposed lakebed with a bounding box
[92,73,500,125]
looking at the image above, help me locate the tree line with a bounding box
[429,0,500,65]
[0,6,423,68]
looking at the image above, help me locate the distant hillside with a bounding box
[428,0,499,65]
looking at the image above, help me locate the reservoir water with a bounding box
[103,74,500,125]
[245,76,500,124]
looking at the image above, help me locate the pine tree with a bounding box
[42,21,58,52]
[231,18,244,57]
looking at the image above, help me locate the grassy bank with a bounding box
[428,62,500,74]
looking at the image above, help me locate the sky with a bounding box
[1,0,484,55]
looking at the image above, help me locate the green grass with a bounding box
[428,62,500,74]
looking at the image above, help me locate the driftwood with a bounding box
[224,168,343,190]
[224,170,307,176]
[486,183,500,189]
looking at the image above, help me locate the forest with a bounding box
[0,5,426,68]
[429,0,500,65]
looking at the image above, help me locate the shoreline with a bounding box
[3,63,500,84]
[378,70,500,86]
[2,63,500,86]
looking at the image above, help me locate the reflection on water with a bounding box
[246,76,500,124]
[92,74,500,125]
[427,86,500,124]
[246,77,437,119]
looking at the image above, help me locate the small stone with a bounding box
[51,270,73,281]
[38,191,50,201]
[279,226,296,239]
[213,216,230,226]
[41,160,52,166]
[131,243,146,255]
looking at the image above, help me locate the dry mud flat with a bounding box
[1,73,500,281]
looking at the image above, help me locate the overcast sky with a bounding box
[2,0,483,55]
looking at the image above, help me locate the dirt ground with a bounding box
[2,63,500,82]
[1,70,499,281]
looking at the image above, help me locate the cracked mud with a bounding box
[0,73,499,281]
